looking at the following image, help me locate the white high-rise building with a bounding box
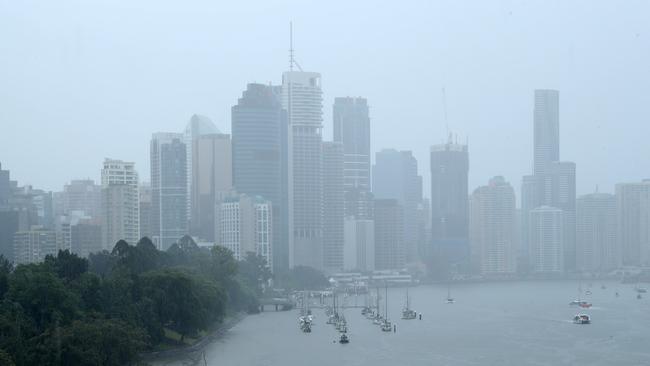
[218,194,272,270]
[101,159,139,249]
[616,181,650,266]
[529,206,564,274]
[469,177,517,275]
[282,71,323,269]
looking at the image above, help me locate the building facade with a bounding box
[576,193,618,272]
[469,177,517,275]
[616,181,650,266]
[529,206,564,274]
[101,159,139,249]
[322,141,345,272]
[374,199,405,270]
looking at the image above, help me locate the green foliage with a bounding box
[0,238,263,364]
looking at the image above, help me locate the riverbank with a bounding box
[142,312,248,366]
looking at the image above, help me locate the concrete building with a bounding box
[576,192,618,272]
[533,89,560,176]
[191,132,232,242]
[616,181,650,266]
[60,180,101,222]
[71,223,102,258]
[101,159,139,249]
[218,194,272,269]
[373,149,422,263]
[333,97,371,194]
[232,83,288,271]
[139,183,153,239]
[529,206,564,274]
[282,71,323,269]
[322,141,345,272]
[13,228,62,264]
[374,199,405,270]
[343,218,375,271]
[469,177,517,275]
[151,133,188,250]
[184,115,219,226]
[430,140,469,265]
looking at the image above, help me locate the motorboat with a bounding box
[573,314,591,324]
[578,301,592,308]
[569,300,581,306]
[585,290,592,296]
[635,286,647,293]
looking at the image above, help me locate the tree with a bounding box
[7,264,80,330]
[238,252,272,296]
[210,246,238,281]
[88,250,115,278]
[0,256,13,299]
[44,250,88,282]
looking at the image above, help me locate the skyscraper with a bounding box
[374,199,405,270]
[322,141,344,271]
[232,83,288,272]
[533,89,560,176]
[373,149,422,263]
[151,133,188,250]
[430,140,469,265]
[616,181,650,266]
[101,158,139,249]
[191,132,232,242]
[282,71,323,269]
[333,97,371,193]
[0,163,10,208]
[576,192,618,272]
[343,218,375,271]
[469,176,517,275]
[529,206,564,274]
[184,114,219,224]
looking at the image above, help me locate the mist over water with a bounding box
[157,282,650,366]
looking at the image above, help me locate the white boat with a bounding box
[402,287,417,320]
[381,319,392,332]
[573,314,591,324]
[635,286,647,293]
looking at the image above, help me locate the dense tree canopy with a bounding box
[0,237,273,365]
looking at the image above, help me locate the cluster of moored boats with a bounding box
[325,293,349,343]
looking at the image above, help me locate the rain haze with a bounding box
[3,1,650,365]
[2,0,649,194]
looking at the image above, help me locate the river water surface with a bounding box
[160,281,650,366]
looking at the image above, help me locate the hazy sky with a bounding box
[2,0,649,200]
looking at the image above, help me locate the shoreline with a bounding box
[141,312,248,366]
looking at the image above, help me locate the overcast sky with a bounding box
[1,0,649,200]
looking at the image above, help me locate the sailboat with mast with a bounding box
[402,287,417,319]
[381,282,393,332]
[446,281,455,304]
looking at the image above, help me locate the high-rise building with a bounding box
[469,177,517,275]
[616,181,650,266]
[218,194,272,269]
[232,83,288,272]
[533,89,560,176]
[322,141,344,272]
[13,228,62,264]
[430,140,469,265]
[520,175,538,271]
[576,193,618,272]
[0,163,10,208]
[139,183,153,239]
[191,133,232,242]
[374,199,405,270]
[101,159,139,249]
[151,133,188,250]
[333,97,371,193]
[61,180,102,222]
[282,71,323,270]
[184,114,219,225]
[373,149,422,263]
[71,223,102,258]
[529,206,564,274]
[343,218,375,271]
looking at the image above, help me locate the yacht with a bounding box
[578,301,592,308]
[339,333,350,344]
[381,319,393,332]
[402,288,417,320]
[573,314,591,324]
[569,300,581,306]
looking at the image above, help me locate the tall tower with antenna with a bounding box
[282,23,324,269]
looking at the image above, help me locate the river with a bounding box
[156,281,650,365]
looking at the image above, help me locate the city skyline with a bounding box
[3,1,650,197]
